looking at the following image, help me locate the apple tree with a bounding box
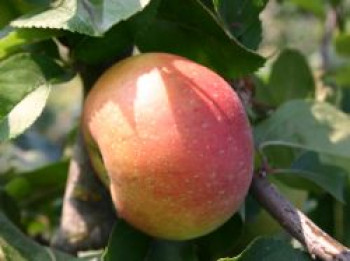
[1,0,350,260]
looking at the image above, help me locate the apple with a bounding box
[82,53,254,240]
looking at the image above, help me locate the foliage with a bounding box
[1,0,350,260]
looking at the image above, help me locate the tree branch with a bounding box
[51,131,116,254]
[51,46,132,254]
[320,6,338,72]
[250,174,350,261]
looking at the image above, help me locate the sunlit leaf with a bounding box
[11,0,152,36]
[0,84,50,142]
[0,54,50,141]
[71,0,159,64]
[0,53,72,141]
[0,27,62,60]
[255,100,350,159]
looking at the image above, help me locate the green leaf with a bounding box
[196,214,243,261]
[0,84,51,142]
[341,89,350,113]
[260,145,297,170]
[331,64,350,86]
[319,154,350,184]
[254,100,350,159]
[71,0,160,64]
[135,0,265,79]
[335,34,350,57]
[0,27,62,60]
[307,194,335,236]
[344,184,350,246]
[219,237,311,261]
[146,240,198,261]
[5,161,69,206]
[9,0,51,15]
[0,53,71,141]
[0,0,19,27]
[257,49,315,106]
[11,0,152,36]
[213,0,268,50]
[0,54,46,120]
[275,152,347,202]
[0,190,20,226]
[289,0,326,19]
[0,211,81,261]
[104,219,151,261]
[70,23,131,64]
[30,53,73,83]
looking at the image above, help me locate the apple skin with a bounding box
[82,53,254,240]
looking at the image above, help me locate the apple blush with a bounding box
[82,53,253,240]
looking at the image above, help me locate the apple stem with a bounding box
[251,173,350,261]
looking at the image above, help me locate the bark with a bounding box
[251,174,350,261]
[51,46,132,253]
[51,131,116,254]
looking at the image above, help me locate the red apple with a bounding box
[82,53,254,240]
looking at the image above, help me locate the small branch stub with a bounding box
[251,174,350,261]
